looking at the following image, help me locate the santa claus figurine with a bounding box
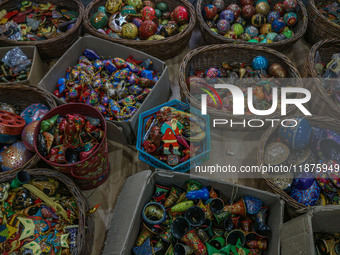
[161,118,183,156]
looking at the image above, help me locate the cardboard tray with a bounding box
[0,46,45,85]
[38,35,170,144]
[281,206,340,255]
[102,170,284,255]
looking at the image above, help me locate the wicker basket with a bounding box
[178,44,302,130]
[304,38,340,117]
[0,84,57,175]
[0,168,93,254]
[197,0,308,52]
[257,116,340,216]
[84,0,196,60]
[306,0,340,44]
[0,0,84,59]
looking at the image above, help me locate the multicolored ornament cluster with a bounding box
[264,117,340,206]
[187,55,288,113]
[37,113,104,165]
[203,0,298,43]
[0,1,78,41]
[317,1,340,25]
[90,0,189,40]
[0,172,80,254]
[0,103,49,172]
[133,180,271,255]
[142,106,206,167]
[314,232,340,255]
[53,49,161,122]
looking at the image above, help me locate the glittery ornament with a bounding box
[283,0,297,12]
[220,10,234,23]
[173,6,189,25]
[141,6,156,21]
[139,19,157,39]
[252,55,269,70]
[260,23,272,35]
[231,23,244,36]
[203,4,217,20]
[1,141,33,171]
[241,5,256,19]
[272,18,285,33]
[227,4,241,18]
[251,13,266,27]
[245,25,259,37]
[212,0,225,12]
[267,11,280,23]
[216,19,230,35]
[268,63,288,78]
[273,3,285,16]
[105,0,123,14]
[121,23,138,39]
[284,12,298,26]
[256,1,270,15]
[21,121,38,152]
[20,104,49,124]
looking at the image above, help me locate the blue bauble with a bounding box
[274,33,287,42]
[290,173,320,206]
[278,117,312,150]
[245,25,258,37]
[220,10,234,23]
[20,103,49,124]
[252,56,269,70]
[272,19,285,33]
[267,11,280,24]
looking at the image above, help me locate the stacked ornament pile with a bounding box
[317,1,340,25]
[314,232,340,254]
[53,49,161,122]
[0,171,80,254]
[0,103,49,172]
[264,117,340,206]
[133,180,271,254]
[141,105,206,167]
[202,0,298,43]
[314,52,340,108]
[187,55,289,113]
[0,1,78,41]
[90,0,189,40]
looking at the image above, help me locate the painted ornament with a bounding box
[256,1,270,15]
[212,0,225,13]
[105,0,123,14]
[90,6,108,29]
[273,2,285,16]
[20,104,49,124]
[0,141,33,171]
[121,23,138,39]
[217,19,230,35]
[267,11,280,23]
[139,19,158,39]
[224,31,237,39]
[21,121,39,152]
[268,63,288,78]
[203,4,217,20]
[251,13,266,27]
[240,0,254,6]
[260,23,272,35]
[252,55,269,70]
[272,18,285,33]
[220,10,234,23]
[283,0,297,12]
[245,25,258,37]
[141,6,156,21]
[173,6,189,25]
[227,4,241,18]
[121,5,137,16]
[241,5,256,19]
[157,2,168,12]
[126,0,143,11]
[284,12,298,27]
[231,23,244,36]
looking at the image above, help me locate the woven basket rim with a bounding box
[196,0,308,48]
[308,0,340,31]
[0,84,57,175]
[0,0,84,45]
[257,115,340,211]
[305,38,340,115]
[178,43,302,120]
[0,168,90,254]
[83,0,196,47]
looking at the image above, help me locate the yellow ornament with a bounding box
[105,0,123,14]
[22,241,42,255]
[147,35,165,40]
[0,9,7,20]
[18,217,35,240]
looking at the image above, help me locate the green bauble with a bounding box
[155,9,162,18]
[282,29,293,38]
[157,2,168,12]
[90,6,108,29]
[126,0,143,11]
[121,5,137,16]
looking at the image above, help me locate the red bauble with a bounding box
[227,4,241,18]
[241,4,256,19]
[274,3,285,16]
[203,4,217,20]
[173,6,189,25]
[141,6,156,21]
[138,19,157,39]
[240,0,254,6]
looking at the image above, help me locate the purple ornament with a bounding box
[267,11,280,23]
[101,95,110,106]
[133,17,143,28]
[206,67,221,78]
[95,104,107,114]
[86,90,99,105]
[220,10,234,23]
[216,19,230,35]
[129,73,138,84]
[20,104,49,124]
[126,62,139,73]
[83,49,100,60]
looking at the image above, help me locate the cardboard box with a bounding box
[281,206,340,255]
[102,170,284,255]
[38,35,170,144]
[0,46,45,85]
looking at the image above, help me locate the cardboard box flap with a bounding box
[310,206,340,233]
[102,170,152,255]
[280,214,314,255]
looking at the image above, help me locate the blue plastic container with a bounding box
[136,99,210,172]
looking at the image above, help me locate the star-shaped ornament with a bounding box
[133,238,161,255]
